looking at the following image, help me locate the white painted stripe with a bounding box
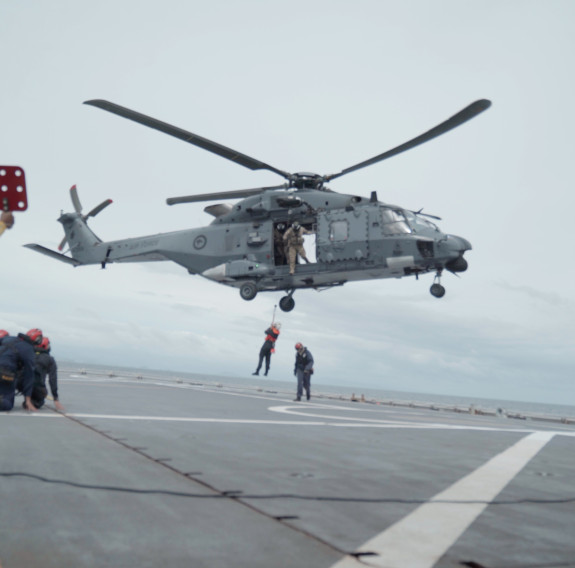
[0,412,537,432]
[330,431,556,568]
[4,412,574,438]
[52,413,337,425]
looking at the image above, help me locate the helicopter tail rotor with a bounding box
[58,185,113,251]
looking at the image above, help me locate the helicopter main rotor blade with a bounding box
[85,198,113,218]
[84,100,291,180]
[167,185,286,205]
[325,99,491,182]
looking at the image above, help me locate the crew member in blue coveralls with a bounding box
[293,342,314,401]
[30,336,64,411]
[0,328,42,411]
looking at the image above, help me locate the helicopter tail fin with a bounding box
[25,185,113,266]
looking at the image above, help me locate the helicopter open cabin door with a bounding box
[316,208,369,263]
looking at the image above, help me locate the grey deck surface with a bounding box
[1,370,574,568]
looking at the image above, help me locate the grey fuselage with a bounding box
[56,188,471,295]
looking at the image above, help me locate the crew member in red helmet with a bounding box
[293,342,314,402]
[0,328,42,411]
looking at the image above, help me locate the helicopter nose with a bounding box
[445,234,472,253]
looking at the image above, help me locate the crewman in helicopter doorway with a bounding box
[283,222,313,275]
[252,322,281,376]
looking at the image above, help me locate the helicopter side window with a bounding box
[381,208,411,236]
[329,220,348,241]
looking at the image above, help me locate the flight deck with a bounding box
[1,369,574,568]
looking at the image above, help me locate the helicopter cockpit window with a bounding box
[405,211,439,232]
[420,218,439,231]
[404,210,438,232]
[380,208,411,235]
[329,220,348,241]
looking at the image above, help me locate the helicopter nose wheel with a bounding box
[430,272,446,298]
[239,281,258,301]
[279,291,295,312]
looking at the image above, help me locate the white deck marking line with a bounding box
[0,412,557,435]
[330,431,556,568]
[0,412,546,434]
[4,411,574,437]
[52,414,337,425]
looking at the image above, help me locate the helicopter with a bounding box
[26,98,491,312]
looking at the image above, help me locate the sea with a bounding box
[61,361,575,421]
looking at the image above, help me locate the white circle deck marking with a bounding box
[8,377,573,438]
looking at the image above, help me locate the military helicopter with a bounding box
[26,98,491,312]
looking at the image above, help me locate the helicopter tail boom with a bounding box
[25,209,174,267]
[24,185,169,267]
[24,210,107,266]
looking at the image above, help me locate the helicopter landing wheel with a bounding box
[430,283,446,298]
[430,270,446,298]
[239,281,258,301]
[279,295,295,312]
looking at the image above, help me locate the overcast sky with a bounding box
[2,1,574,405]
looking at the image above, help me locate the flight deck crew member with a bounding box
[0,329,41,411]
[293,342,314,401]
[31,336,63,411]
[253,322,281,376]
[283,222,312,275]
